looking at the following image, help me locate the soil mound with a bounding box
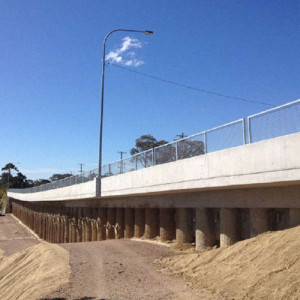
[157,226,300,299]
[0,242,70,300]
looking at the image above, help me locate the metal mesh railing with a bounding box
[248,99,300,143]
[9,99,300,194]
[102,118,246,173]
[9,169,98,194]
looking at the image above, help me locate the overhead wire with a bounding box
[106,62,276,108]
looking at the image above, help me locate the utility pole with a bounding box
[118,151,126,174]
[78,163,85,174]
[118,151,126,160]
[176,133,186,140]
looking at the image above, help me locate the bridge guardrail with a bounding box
[9,168,98,194]
[9,99,300,194]
[247,99,300,143]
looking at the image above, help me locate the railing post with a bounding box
[135,156,138,170]
[242,118,246,145]
[247,117,252,143]
[152,148,155,166]
[175,141,178,161]
[204,131,208,154]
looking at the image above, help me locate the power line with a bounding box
[106,62,276,108]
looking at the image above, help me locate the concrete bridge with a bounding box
[7,128,300,251]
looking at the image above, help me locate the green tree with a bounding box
[49,173,73,182]
[174,133,205,159]
[34,179,51,186]
[130,135,168,167]
[0,163,32,189]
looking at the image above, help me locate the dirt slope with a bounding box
[0,242,70,300]
[157,226,300,299]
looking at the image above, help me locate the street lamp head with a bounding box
[144,30,154,35]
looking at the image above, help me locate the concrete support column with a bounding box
[77,218,83,243]
[144,208,159,239]
[97,208,107,241]
[83,208,92,242]
[64,216,69,243]
[49,215,52,243]
[176,208,193,245]
[40,215,45,240]
[54,216,58,243]
[220,208,238,247]
[91,220,97,241]
[86,218,92,241]
[250,208,269,238]
[106,208,116,239]
[77,207,83,219]
[115,208,124,239]
[195,208,216,251]
[71,217,77,243]
[59,216,64,243]
[124,208,134,238]
[289,209,300,228]
[134,208,145,238]
[159,208,175,242]
[82,219,87,241]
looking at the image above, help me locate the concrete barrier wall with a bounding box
[8,178,97,202]
[8,132,300,201]
[101,132,300,197]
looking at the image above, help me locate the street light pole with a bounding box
[97,29,153,196]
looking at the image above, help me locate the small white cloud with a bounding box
[120,36,142,52]
[106,51,122,63]
[106,36,145,67]
[124,59,144,67]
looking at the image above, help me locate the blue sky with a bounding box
[1,1,300,179]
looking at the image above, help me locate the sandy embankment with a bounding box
[0,242,70,300]
[157,225,300,299]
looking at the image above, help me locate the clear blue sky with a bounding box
[1,1,300,179]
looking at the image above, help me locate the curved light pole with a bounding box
[97,29,153,196]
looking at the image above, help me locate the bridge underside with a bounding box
[9,182,300,250]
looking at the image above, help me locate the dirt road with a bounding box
[0,214,39,256]
[0,215,208,300]
[51,240,203,300]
